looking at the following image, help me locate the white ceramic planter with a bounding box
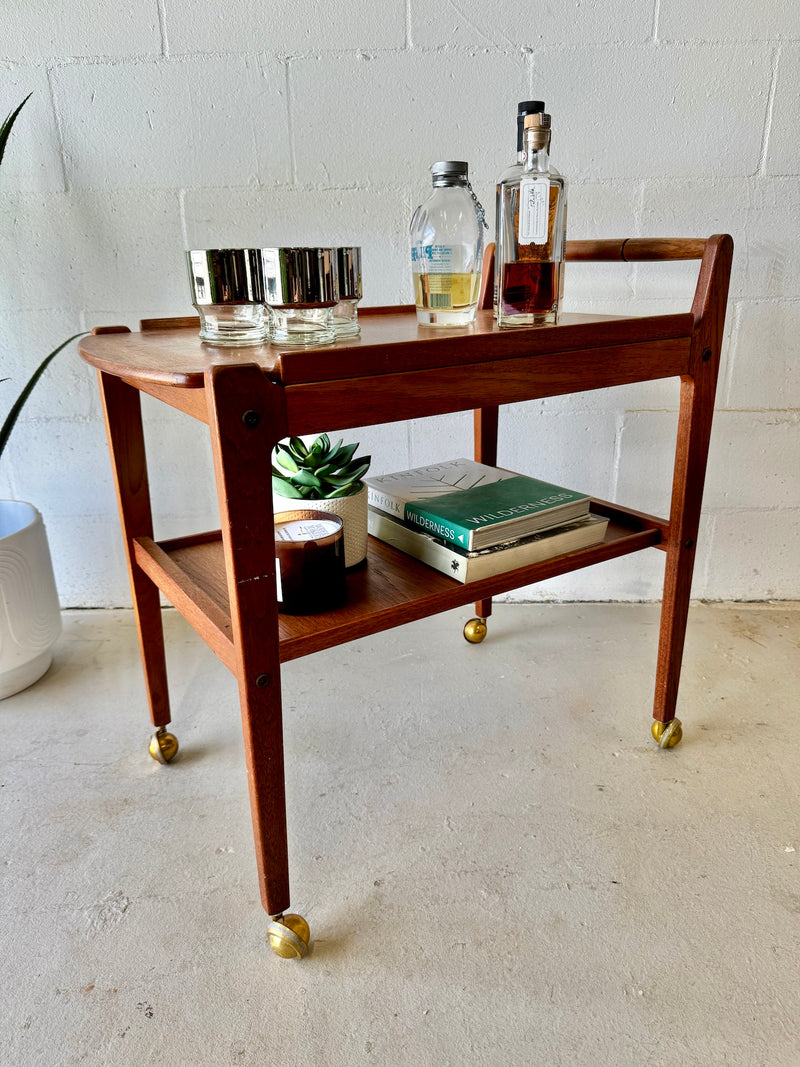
[0,501,62,699]
[273,483,368,569]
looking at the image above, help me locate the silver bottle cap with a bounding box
[187,249,265,305]
[262,247,338,308]
[431,160,469,185]
[335,246,362,300]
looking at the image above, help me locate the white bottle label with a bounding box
[519,177,549,245]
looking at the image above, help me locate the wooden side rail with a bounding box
[481,236,710,282]
[566,237,707,262]
[473,234,714,624]
[141,315,200,331]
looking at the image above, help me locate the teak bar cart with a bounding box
[79,234,733,959]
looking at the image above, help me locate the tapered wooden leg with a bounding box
[206,363,291,916]
[653,234,732,731]
[98,369,171,729]
[473,405,499,621]
[653,376,709,726]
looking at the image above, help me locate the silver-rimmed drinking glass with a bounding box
[262,247,337,347]
[333,246,363,338]
[187,249,269,345]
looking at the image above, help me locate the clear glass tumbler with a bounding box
[187,249,269,345]
[333,246,363,338]
[262,247,337,347]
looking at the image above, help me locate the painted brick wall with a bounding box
[1,0,797,605]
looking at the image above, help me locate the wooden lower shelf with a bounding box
[134,503,664,668]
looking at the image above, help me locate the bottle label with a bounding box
[519,177,549,245]
[411,244,454,269]
[412,244,455,308]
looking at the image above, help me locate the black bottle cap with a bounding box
[516,101,545,152]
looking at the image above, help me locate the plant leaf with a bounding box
[322,457,371,486]
[326,482,362,498]
[0,332,86,461]
[308,433,330,460]
[287,436,309,458]
[272,474,305,498]
[305,450,329,469]
[275,444,299,473]
[289,469,322,489]
[325,441,358,470]
[0,93,32,170]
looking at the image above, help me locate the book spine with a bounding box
[365,486,404,518]
[402,503,474,551]
[368,511,469,581]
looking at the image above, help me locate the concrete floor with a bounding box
[2,602,799,1066]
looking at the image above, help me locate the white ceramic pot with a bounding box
[0,501,62,700]
[273,483,368,569]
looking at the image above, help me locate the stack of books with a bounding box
[365,458,608,583]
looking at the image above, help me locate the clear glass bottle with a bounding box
[410,160,486,327]
[493,100,545,315]
[497,112,567,328]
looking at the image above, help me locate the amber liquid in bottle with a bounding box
[497,112,567,328]
[500,261,559,316]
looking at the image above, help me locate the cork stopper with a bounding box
[523,111,551,150]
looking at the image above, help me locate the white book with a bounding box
[368,509,609,584]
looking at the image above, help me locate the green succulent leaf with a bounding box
[326,482,362,498]
[344,456,371,479]
[325,441,358,469]
[272,473,305,498]
[275,444,300,473]
[322,457,371,486]
[307,433,330,463]
[287,436,309,458]
[289,469,322,490]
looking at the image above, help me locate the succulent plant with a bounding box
[272,434,371,500]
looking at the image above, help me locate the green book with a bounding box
[365,458,590,551]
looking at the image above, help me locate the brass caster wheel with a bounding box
[268,913,310,959]
[148,726,179,764]
[463,617,488,644]
[651,718,683,749]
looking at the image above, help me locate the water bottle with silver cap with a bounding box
[410,160,486,327]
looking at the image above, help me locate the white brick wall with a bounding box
[1,0,797,605]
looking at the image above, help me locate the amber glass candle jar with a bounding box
[274,511,347,614]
